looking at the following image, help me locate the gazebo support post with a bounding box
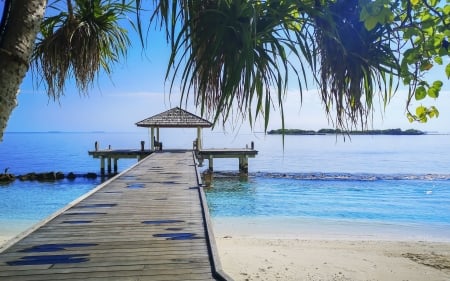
[156,127,160,142]
[150,127,155,151]
[197,127,202,150]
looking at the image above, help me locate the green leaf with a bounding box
[379,7,394,24]
[360,7,369,21]
[415,86,427,100]
[420,61,433,71]
[444,5,450,15]
[410,0,420,5]
[430,106,440,118]
[403,49,418,64]
[432,80,443,90]
[434,56,443,65]
[364,17,378,31]
[446,63,450,78]
[428,87,439,98]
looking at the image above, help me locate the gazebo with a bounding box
[89,106,256,175]
[135,107,212,151]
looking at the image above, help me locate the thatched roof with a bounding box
[135,107,212,128]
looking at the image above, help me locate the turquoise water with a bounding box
[0,180,96,221]
[1,131,450,239]
[205,177,450,225]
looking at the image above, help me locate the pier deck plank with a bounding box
[0,151,226,281]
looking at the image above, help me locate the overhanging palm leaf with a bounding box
[311,0,399,129]
[156,0,400,131]
[166,0,313,130]
[32,0,131,99]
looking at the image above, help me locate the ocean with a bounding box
[1,131,450,241]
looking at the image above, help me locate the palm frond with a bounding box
[167,0,312,131]
[32,0,132,99]
[311,0,399,130]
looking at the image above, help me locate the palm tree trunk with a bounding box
[0,0,47,141]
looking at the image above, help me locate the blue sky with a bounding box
[4,5,450,133]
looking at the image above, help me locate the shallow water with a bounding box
[0,132,449,241]
[205,176,450,224]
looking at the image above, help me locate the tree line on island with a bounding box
[268,128,425,135]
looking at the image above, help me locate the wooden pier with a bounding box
[0,151,231,281]
[89,147,258,175]
[88,148,152,175]
[197,148,258,173]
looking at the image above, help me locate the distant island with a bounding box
[267,128,425,135]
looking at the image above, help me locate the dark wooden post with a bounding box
[107,158,112,174]
[100,156,105,175]
[203,170,213,186]
[208,156,214,171]
[239,156,248,174]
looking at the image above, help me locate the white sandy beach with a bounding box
[0,220,36,251]
[213,217,450,281]
[0,236,8,248]
[216,237,450,281]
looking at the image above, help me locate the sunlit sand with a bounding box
[213,217,450,281]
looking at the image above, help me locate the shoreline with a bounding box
[212,216,450,242]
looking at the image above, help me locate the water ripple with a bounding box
[212,171,450,181]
